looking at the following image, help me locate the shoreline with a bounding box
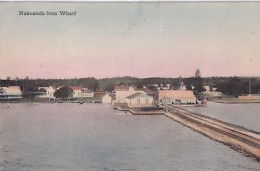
[214,99,260,104]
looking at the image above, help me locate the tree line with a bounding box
[1,74,260,98]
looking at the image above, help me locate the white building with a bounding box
[202,85,222,98]
[0,86,22,100]
[115,85,144,102]
[102,94,115,104]
[125,93,153,107]
[70,86,94,98]
[113,85,154,107]
[38,86,56,99]
[212,88,217,92]
[166,84,171,90]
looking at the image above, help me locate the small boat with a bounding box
[79,101,85,104]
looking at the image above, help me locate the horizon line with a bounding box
[1,75,260,80]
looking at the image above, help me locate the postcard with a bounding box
[0,1,260,170]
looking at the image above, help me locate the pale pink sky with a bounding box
[0,2,260,79]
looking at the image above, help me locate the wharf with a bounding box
[117,106,129,111]
[164,105,260,161]
[129,108,164,115]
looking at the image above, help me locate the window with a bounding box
[145,99,148,104]
[137,99,140,104]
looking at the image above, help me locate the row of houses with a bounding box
[0,84,198,107]
[0,85,116,103]
[146,82,193,91]
[0,86,96,101]
[37,86,95,100]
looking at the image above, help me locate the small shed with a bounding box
[102,94,116,104]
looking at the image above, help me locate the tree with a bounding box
[178,76,183,84]
[54,86,72,99]
[104,82,115,92]
[195,69,201,78]
[186,85,193,90]
[193,68,204,94]
[6,76,10,80]
[22,83,38,99]
[216,77,240,97]
[15,77,19,86]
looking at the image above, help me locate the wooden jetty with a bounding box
[129,108,164,115]
[164,105,260,161]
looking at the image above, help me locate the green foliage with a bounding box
[185,85,193,90]
[104,82,115,92]
[1,76,260,98]
[22,80,38,99]
[187,69,204,94]
[54,86,72,99]
[193,77,204,93]
[216,78,240,97]
[216,78,260,96]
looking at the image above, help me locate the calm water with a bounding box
[0,103,259,171]
[184,102,260,132]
